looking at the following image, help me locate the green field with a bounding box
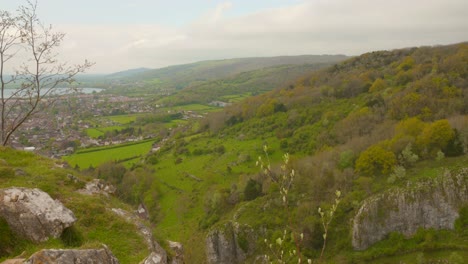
[85,126,125,138]
[63,140,154,168]
[160,104,221,113]
[108,114,146,124]
[221,93,252,103]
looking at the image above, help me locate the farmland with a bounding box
[63,139,154,168]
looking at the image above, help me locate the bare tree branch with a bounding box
[0,0,93,146]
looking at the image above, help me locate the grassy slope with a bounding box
[144,43,468,262]
[63,140,154,168]
[0,147,148,263]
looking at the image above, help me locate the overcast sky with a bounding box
[1,0,467,73]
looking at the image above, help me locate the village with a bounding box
[9,92,226,159]
[9,93,154,158]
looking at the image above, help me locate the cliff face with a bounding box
[205,221,256,264]
[352,168,468,250]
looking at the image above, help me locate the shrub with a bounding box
[436,150,445,161]
[445,129,464,156]
[96,162,127,185]
[417,119,454,156]
[338,150,355,170]
[398,143,419,167]
[244,179,262,201]
[355,145,397,176]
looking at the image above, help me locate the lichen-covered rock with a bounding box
[168,241,184,264]
[78,179,116,196]
[206,221,256,264]
[0,187,76,243]
[352,169,468,250]
[140,252,166,264]
[24,247,120,263]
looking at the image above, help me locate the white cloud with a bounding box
[51,0,467,73]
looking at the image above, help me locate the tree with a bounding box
[0,1,93,145]
[416,119,454,156]
[355,145,397,177]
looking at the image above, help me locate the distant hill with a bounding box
[157,62,340,105]
[95,55,348,94]
[106,67,152,79]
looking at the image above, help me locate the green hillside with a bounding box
[99,43,467,262]
[157,63,335,106]
[2,43,467,264]
[0,147,149,263]
[96,55,348,97]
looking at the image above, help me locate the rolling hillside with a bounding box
[129,42,467,262]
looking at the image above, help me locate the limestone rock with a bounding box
[168,241,184,264]
[140,252,166,264]
[206,221,256,264]
[0,187,76,243]
[24,247,120,263]
[78,179,116,196]
[352,169,468,250]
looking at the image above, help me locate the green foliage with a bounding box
[369,78,386,92]
[454,206,468,235]
[399,143,419,167]
[96,162,127,185]
[397,56,415,71]
[436,150,445,161]
[417,119,454,155]
[387,166,406,184]
[338,150,355,170]
[355,145,397,176]
[244,179,262,201]
[445,129,465,157]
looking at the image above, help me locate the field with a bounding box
[107,114,146,124]
[221,92,252,103]
[160,104,221,113]
[150,134,282,256]
[85,126,125,138]
[63,140,154,169]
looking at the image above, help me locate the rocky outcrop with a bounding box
[111,208,168,264]
[24,247,119,263]
[168,241,184,264]
[0,188,76,242]
[140,252,165,264]
[352,168,468,250]
[78,179,116,196]
[206,221,256,264]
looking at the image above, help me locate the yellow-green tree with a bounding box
[369,78,386,92]
[416,119,454,155]
[355,145,397,176]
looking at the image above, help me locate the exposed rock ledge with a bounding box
[0,187,76,242]
[24,247,120,263]
[352,168,468,250]
[206,221,256,264]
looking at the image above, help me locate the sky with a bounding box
[1,0,467,73]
